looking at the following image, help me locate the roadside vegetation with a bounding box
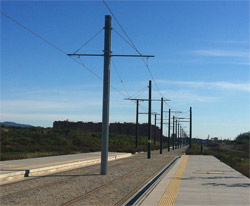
[0,125,164,161]
[186,132,250,178]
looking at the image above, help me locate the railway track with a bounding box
[0,156,138,199]
[61,156,180,206]
[1,148,187,206]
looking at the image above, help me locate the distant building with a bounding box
[211,137,219,142]
[53,120,164,140]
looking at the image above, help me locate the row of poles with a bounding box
[68,15,192,175]
[125,80,192,160]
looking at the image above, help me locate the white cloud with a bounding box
[0,113,102,126]
[1,100,102,112]
[161,89,219,104]
[217,40,249,44]
[232,61,250,66]
[159,80,250,93]
[202,40,249,45]
[190,49,249,58]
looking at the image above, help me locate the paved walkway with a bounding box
[0,152,131,183]
[141,155,250,206]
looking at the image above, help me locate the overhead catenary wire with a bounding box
[115,26,163,97]
[75,57,128,98]
[130,100,148,113]
[165,101,179,111]
[73,28,104,54]
[138,103,148,112]
[181,110,191,114]
[0,10,127,98]
[129,86,148,99]
[113,28,136,52]
[0,10,67,55]
[2,9,190,124]
[111,59,130,98]
[102,0,139,52]
[102,0,165,98]
[1,9,160,116]
[133,87,148,99]
[77,57,103,80]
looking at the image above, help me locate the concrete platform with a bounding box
[141,155,250,206]
[0,152,132,184]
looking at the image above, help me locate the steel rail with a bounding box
[61,153,183,206]
[61,162,152,206]
[114,156,179,206]
[0,159,133,200]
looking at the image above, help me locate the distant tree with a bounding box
[235,132,250,144]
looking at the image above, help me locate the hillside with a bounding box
[0,122,33,127]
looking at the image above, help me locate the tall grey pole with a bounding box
[176,121,178,148]
[173,116,175,150]
[180,127,181,147]
[148,80,152,159]
[190,107,192,147]
[184,132,186,145]
[160,97,163,154]
[135,100,139,148]
[180,126,182,147]
[177,122,180,148]
[175,119,178,149]
[101,15,112,175]
[154,113,156,145]
[168,109,171,152]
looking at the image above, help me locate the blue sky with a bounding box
[1,0,249,139]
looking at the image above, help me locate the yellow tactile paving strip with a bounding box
[158,155,189,206]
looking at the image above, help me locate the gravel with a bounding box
[0,147,187,206]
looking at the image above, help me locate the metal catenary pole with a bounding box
[190,107,192,147]
[125,98,169,154]
[173,115,175,150]
[135,99,139,148]
[178,122,180,148]
[160,97,163,154]
[168,108,171,152]
[175,119,178,149]
[181,128,183,146]
[68,15,154,175]
[154,113,157,145]
[180,126,182,147]
[148,80,152,159]
[101,15,112,175]
[177,120,179,148]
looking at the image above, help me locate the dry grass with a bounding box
[186,143,250,178]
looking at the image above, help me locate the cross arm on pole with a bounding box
[67,54,104,57]
[125,98,170,102]
[67,54,155,58]
[112,54,154,58]
[171,111,182,114]
[138,112,160,115]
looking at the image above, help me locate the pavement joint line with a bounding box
[193,171,224,174]
[158,155,189,206]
